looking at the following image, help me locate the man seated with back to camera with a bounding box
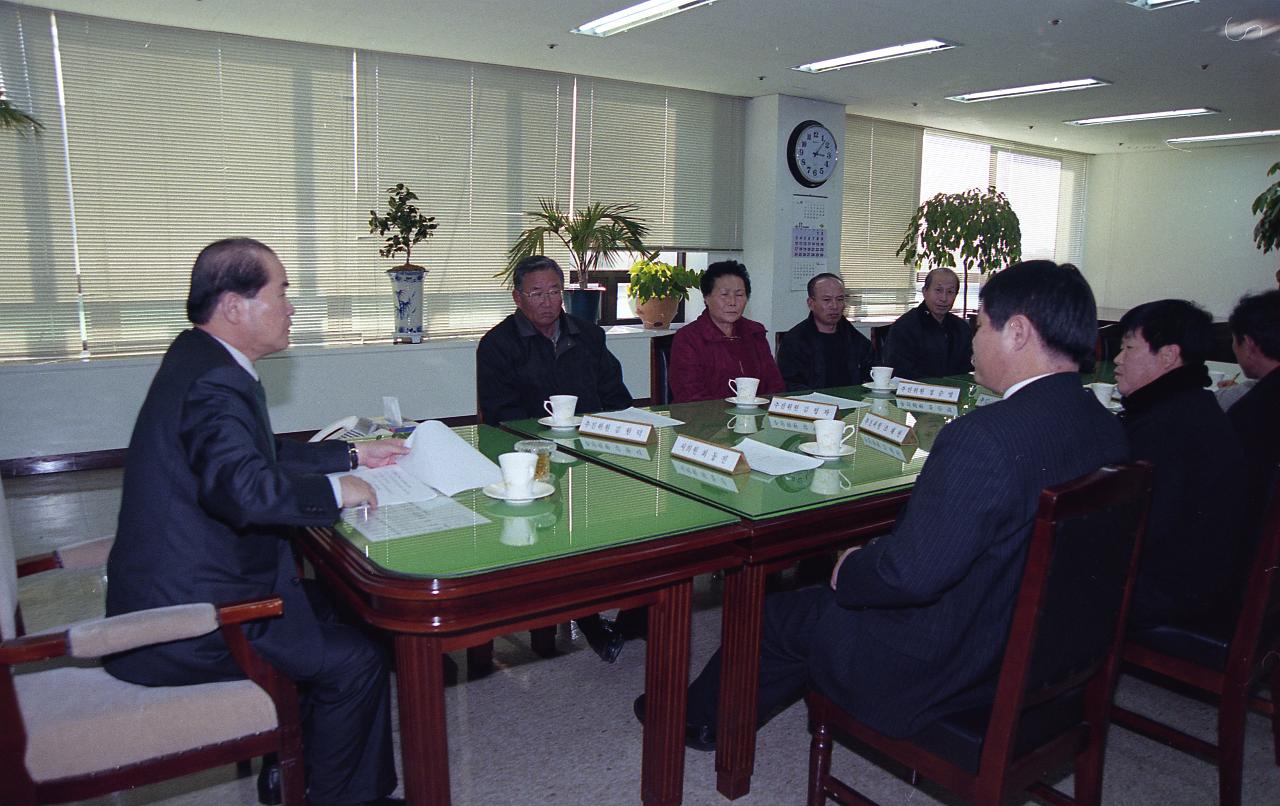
[881,267,973,381]
[776,272,875,392]
[1112,299,1247,628]
[638,260,1128,750]
[1225,289,1280,543]
[476,254,638,661]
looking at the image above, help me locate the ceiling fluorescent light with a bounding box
[1166,129,1280,144]
[572,0,716,37]
[1128,0,1199,10]
[793,39,956,73]
[1066,107,1218,126]
[947,78,1110,103]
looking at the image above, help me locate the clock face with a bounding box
[787,120,837,188]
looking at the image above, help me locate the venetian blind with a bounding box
[838,115,923,316]
[0,4,79,360]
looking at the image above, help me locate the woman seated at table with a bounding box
[669,260,785,403]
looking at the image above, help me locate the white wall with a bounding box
[1082,143,1278,316]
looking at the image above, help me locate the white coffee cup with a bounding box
[870,366,894,388]
[543,394,578,424]
[498,451,538,498]
[813,419,856,454]
[1208,370,1226,388]
[728,377,760,402]
[810,468,852,495]
[726,414,759,434]
[1089,382,1116,405]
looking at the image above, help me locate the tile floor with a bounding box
[7,469,1280,805]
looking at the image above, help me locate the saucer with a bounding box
[725,396,768,408]
[799,442,855,459]
[537,415,582,430]
[483,480,555,502]
[861,380,898,393]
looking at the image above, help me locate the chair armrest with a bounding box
[0,632,68,665]
[15,537,114,578]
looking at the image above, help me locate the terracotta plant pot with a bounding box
[634,296,680,329]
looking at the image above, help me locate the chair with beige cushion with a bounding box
[0,479,306,805]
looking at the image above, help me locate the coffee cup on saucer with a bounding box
[498,452,537,498]
[870,366,894,389]
[728,376,760,403]
[543,394,578,425]
[813,419,856,454]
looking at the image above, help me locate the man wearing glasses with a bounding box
[777,273,875,391]
[477,254,633,429]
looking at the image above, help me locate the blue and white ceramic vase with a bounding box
[387,266,426,344]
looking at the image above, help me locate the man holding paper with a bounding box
[665,261,1127,749]
[105,238,408,806]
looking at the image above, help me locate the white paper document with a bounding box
[331,420,502,505]
[734,437,824,476]
[790,392,868,410]
[597,407,685,427]
[343,497,489,542]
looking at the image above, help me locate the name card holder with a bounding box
[894,381,962,403]
[894,397,960,418]
[975,392,1002,407]
[857,412,917,446]
[767,396,838,421]
[578,414,655,445]
[578,436,653,461]
[860,433,918,463]
[670,435,749,475]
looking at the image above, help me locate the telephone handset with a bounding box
[310,416,378,442]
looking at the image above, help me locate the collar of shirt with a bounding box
[514,309,572,345]
[1003,372,1054,399]
[207,332,259,381]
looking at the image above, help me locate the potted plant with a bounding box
[368,183,438,343]
[1252,161,1280,254]
[896,186,1021,317]
[504,198,648,322]
[626,257,701,329]
[0,89,44,138]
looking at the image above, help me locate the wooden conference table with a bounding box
[299,425,745,806]
[505,377,993,798]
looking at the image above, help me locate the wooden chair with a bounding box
[806,462,1154,806]
[650,333,676,405]
[869,324,892,362]
[1111,468,1280,806]
[0,482,306,805]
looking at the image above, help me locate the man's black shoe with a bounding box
[256,757,281,805]
[585,619,626,663]
[632,694,717,751]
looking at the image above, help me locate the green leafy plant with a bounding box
[1253,161,1280,254]
[626,258,701,303]
[503,198,649,288]
[897,186,1021,316]
[0,90,44,138]
[368,183,438,269]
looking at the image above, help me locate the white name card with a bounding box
[767,396,838,421]
[894,380,961,403]
[857,413,917,445]
[578,414,655,444]
[578,436,653,461]
[670,459,743,493]
[766,415,817,435]
[670,434,749,475]
[975,392,1002,407]
[894,397,959,418]
[860,433,918,463]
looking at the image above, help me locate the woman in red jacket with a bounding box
[669,260,785,403]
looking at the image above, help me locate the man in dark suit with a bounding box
[882,267,973,380]
[776,273,875,391]
[669,261,1128,747]
[1226,289,1280,541]
[1113,300,1246,627]
[105,238,409,806]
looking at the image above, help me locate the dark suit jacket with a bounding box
[476,311,632,424]
[882,303,973,380]
[1228,366,1280,543]
[776,314,875,392]
[811,372,1129,736]
[105,328,349,685]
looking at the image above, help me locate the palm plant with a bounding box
[897,186,1021,317]
[503,199,649,288]
[1253,161,1280,254]
[0,90,44,138]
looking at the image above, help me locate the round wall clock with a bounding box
[787,120,837,188]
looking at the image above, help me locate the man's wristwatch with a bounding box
[348,443,360,470]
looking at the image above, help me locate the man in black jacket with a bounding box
[1226,289,1280,539]
[1114,300,1247,627]
[777,273,874,391]
[882,268,973,380]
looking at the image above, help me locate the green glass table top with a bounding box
[504,379,991,520]
[333,425,738,578]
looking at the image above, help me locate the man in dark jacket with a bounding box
[777,273,874,391]
[1114,299,1247,627]
[882,267,973,380]
[1226,289,1280,540]
[476,255,633,425]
